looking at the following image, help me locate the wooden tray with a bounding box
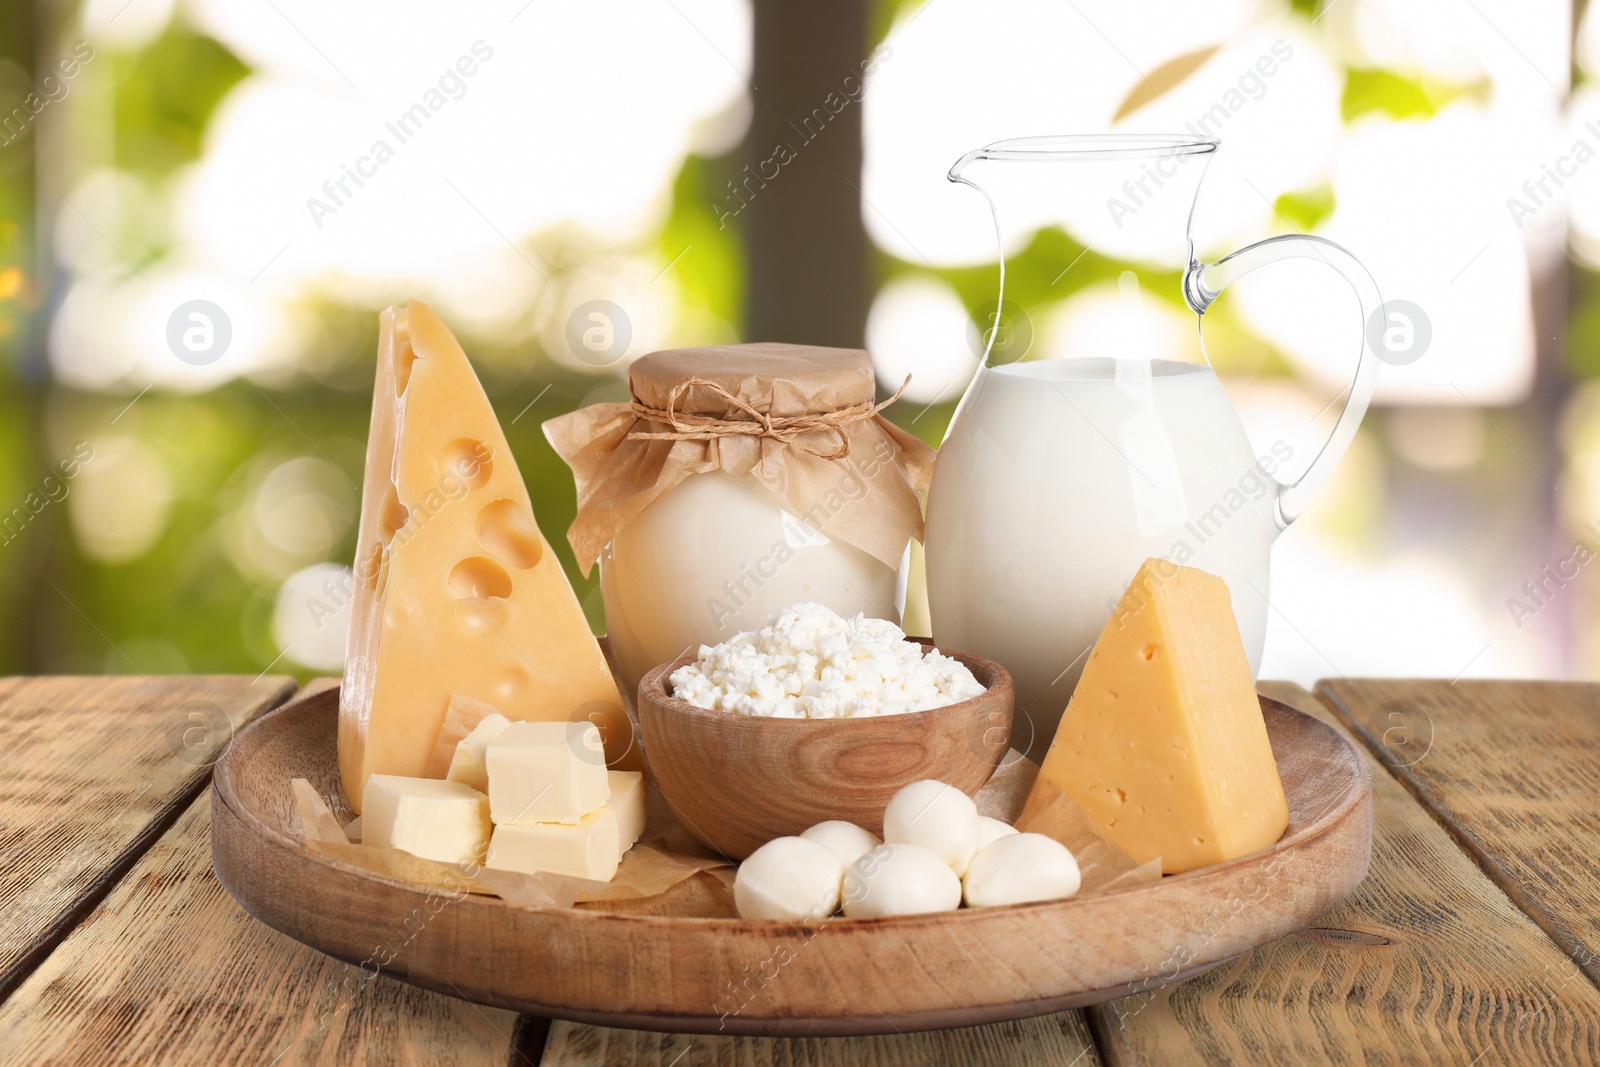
[211,686,1371,1036]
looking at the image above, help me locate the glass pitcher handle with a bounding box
[1184,234,1382,529]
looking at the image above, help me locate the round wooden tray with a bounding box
[211,686,1371,1036]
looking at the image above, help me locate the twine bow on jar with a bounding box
[545,341,936,575]
[625,374,912,461]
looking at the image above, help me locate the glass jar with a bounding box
[601,470,901,700]
[544,342,935,703]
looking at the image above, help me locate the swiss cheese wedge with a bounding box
[1020,559,1288,873]
[340,302,638,813]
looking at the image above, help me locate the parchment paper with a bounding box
[423,693,503,778]
[292,778,728,909]
[1016,778,1163,892]
[543,344,936,575]
[292,748,1158,913]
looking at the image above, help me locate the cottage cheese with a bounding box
[668,602,986,718]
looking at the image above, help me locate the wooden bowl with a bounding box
[637,641,1014,859]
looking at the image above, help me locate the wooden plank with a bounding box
[0,675,296,1001]
[1089,682,1600,1066]
[0,790,524,1066]
[540,1012,1101,1066]
[1318,679,1600,987]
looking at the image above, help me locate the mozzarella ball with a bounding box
[801,820,882,867]
[962,833,1081,908]
[882,779,981,875]
[734,837,844,921]
[842,843,962,918]
[977,816,1020,850]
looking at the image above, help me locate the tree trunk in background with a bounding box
[0,0,40,674]
[742,0,868,349]
[1540,5,1575,674]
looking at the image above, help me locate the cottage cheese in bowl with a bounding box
[668,602,986,718]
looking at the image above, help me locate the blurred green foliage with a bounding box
[111,25,247,173]
[659,153,745,333]
[1341,68,1486,122]
[0,15,720,678]
[2,0,1582,686]
[1274,183,1335,231]
[1568,268,1600,381]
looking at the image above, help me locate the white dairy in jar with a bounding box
[601,472,900,701]
[544,342,936,703]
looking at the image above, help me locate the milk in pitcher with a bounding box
[924,357,1281,758]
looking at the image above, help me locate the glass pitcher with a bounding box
[923,135,1380,761]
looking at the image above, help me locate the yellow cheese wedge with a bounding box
[340,301,640,812]
[1021,559,1288,874]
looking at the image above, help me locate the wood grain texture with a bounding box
[212,686,1367,1035]
[637,644,1014,858]
[0,675,295,1001]
[1090,682,1600,1067]
[1318,679,1600,989]
[0,789,524,1066]
[540,1010,1102,1066]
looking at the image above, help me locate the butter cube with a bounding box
[486,771,647,881]
[361,774,491,866]
[487,720,609,825]
[445,712,513,792]
[607,770,646,850]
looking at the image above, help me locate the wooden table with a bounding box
[2,676,1598,1065]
